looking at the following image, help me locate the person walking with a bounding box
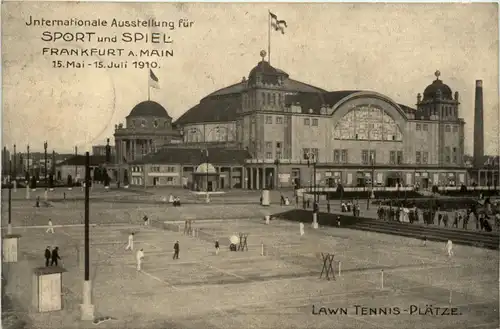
[173,241,180,260]
[125,233,134,251]
[446,239,454,257]
[215,240,220,255]
[46,219,55,233]
[136,248,144,271]
[44,246,51,267]
[299,222,305,236]
[143,215,149,226]
[50,247,61,266]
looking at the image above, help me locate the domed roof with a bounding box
[195,163,217,174]
[247,50,289,85]
[127,101,171,118]
[423,70,453,101]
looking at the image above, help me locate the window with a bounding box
[445,125,451,132]
[396,151,403,165]
[141,120,146,127]
[416,151,421,164]
[312,148,319,160]
[423,124,428,131]
[266,116,273,124]
[341,149,348,164]
[362,150,369,165]
[452,147,457,163]
[444,147,451,163]
[333,150,340,164]
[422,152,429,164]
[265,142,272,149]
[453,126,458,133]
[267,93,271,105]
[390,151,396,165]
[276,142,282,149]
[266,152,273,159]
[302,148,310,160]
[416,124,421,131]
[276,116,283,124]
[312,118,319,126]
[167,177,173,183]
[167,166,176,173]
[276,151,282,159]
[304,118,310,126]
[369,150,376,164]
[278,94,282,105]
[272,94,276,105]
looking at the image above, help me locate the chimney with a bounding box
[473,80,484,167]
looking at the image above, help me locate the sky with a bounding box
[1,2,499,155]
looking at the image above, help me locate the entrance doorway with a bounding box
[220,177,225,189]
[208,181,213,192]
[153,177,158,186]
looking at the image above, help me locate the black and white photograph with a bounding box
[1,2,499,329]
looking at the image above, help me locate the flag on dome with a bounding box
[269,11,287,34]
[149,69,160,89]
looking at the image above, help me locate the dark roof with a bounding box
[56,155,114,166]
[285,91,361,114]
[127,101,171,118]
[423,79,453,101]
[206,82,247,98]
[398,104,417,113]
[248,60,287,85]
[175,94,241,125]
[131,148,251,165]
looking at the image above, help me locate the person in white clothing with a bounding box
[136,249,144,271]
[46,219,54,233]
[125,233,134,251]
[446,239,453,257]
[299,222,305,236]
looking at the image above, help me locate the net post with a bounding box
[448,289,452,305]
[338,261,341,277]
[380,269,384,289]
[261,242,264,256]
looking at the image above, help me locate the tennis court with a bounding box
[5,215,498,329]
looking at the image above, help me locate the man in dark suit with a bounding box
[51,247,61,266]
[173,241,179,260]
[44,246,51,267]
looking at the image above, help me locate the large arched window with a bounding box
[333,105,403,141]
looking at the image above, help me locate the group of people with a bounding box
[44,246,61,266]
[125,232,181,271]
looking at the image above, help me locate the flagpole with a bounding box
[268,10,271,64]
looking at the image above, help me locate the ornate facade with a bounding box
[175,53,469,189]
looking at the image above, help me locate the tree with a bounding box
[31,175,37,189]
[67,174,73,187]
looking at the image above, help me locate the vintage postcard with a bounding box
[1,1,499,329]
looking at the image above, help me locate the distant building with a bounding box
[55,155,114,182]
[92,144,116,157]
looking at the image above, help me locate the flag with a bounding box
[148,69,160,89]
[270,12,287,34]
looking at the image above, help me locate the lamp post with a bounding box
[27,145,30,179]
[74,146,78,181]
[7,160,12,235]
[274,158,281,190]
[13,144,16,181]
[203,148,210,203]
[44,141,48,185]
[307,153,318,229]
[367,153,375,210]
[80,151,94,320]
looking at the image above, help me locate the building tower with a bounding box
[473,80,484,168]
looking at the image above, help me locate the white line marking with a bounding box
[202,263,246,280]
[138,268,179,291]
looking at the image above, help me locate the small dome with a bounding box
[195,163,216,174]
[247,51,288,85]
[127,101,171,118]
[422,70,453,101]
